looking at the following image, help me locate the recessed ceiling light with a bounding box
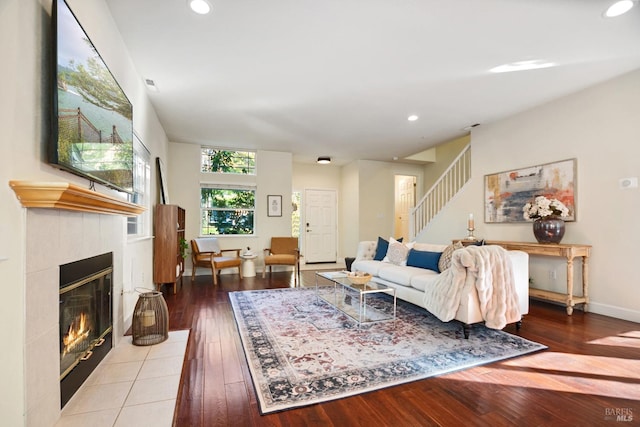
[407,115,419,121]
[489,60,556,73]
[604,0,635,17]
[188,0,211,15]
[317,156,331,164]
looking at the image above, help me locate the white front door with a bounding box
[304,189,337,263]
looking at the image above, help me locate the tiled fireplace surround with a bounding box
[25,208,126,426]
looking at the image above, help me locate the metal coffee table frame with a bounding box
[315,272,396,325]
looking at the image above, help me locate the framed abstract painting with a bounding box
[484,158,576,223]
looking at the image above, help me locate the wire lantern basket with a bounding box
[132,290,169,346]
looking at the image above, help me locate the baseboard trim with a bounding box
[187,267,298,276]
[588,302,640,324]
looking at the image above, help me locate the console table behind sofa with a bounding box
[483,241,591,315]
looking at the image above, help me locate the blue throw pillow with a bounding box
[373,236,403,261]
[406,249,442,272]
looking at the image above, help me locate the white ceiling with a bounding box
[105,0,640,165]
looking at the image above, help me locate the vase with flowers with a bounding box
[523,195,570,244]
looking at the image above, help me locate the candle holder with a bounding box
[466,226,478,241]
[132,290,169,346]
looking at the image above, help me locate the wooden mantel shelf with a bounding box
[9,180,145,216]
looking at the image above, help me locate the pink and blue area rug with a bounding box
[229,287,545,414]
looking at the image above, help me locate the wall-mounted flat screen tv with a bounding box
[50,0,133,194]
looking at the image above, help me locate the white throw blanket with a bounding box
[422,245,520,329]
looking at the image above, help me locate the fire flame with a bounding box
[62,312,91,356]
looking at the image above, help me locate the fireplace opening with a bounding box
[59,252,113,408]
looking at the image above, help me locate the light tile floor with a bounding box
[55,330,189,427]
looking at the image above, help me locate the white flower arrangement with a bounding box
[523,195,569,220]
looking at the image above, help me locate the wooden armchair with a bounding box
[263,237,300,284]
[191,238,243,285]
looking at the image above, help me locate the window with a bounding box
[200,186,255,235]
[128,134,151,236]
[201,147,256,175]
[292,192,301,237]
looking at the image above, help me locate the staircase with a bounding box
[410,143,471,239]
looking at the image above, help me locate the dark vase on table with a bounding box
[533,216,565,244]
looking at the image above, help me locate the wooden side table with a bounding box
[484,240,591,315]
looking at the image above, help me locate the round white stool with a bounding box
[240,253,258,277]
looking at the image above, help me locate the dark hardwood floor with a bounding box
[161,270,640,426]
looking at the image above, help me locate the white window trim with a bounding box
[127,132,152,239]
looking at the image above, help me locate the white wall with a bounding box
[422,69,640,323]
[0,0,169,424]
[341,162,360,258]
[255,151,294,249]
[168,142,293,273]
[357,160,424,242]
[293,162,342,191]
[0,1,37,423]
[168,142,201,241]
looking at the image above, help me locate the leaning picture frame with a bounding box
[156,157,169,204]
[484,158,576,223]
[267,195,282,217]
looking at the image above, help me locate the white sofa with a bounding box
[352,240,529,338]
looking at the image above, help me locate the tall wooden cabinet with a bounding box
[153,204,185,293]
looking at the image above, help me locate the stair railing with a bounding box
[410,143,471,240]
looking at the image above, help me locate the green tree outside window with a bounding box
[201,148,256,174]
[200,188,255,235]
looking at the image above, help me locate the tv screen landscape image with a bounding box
[51,0,133,194]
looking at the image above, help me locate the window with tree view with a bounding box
[201,187,255,235]
[201,148,256,174]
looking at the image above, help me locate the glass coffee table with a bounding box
[315,272,396,325]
